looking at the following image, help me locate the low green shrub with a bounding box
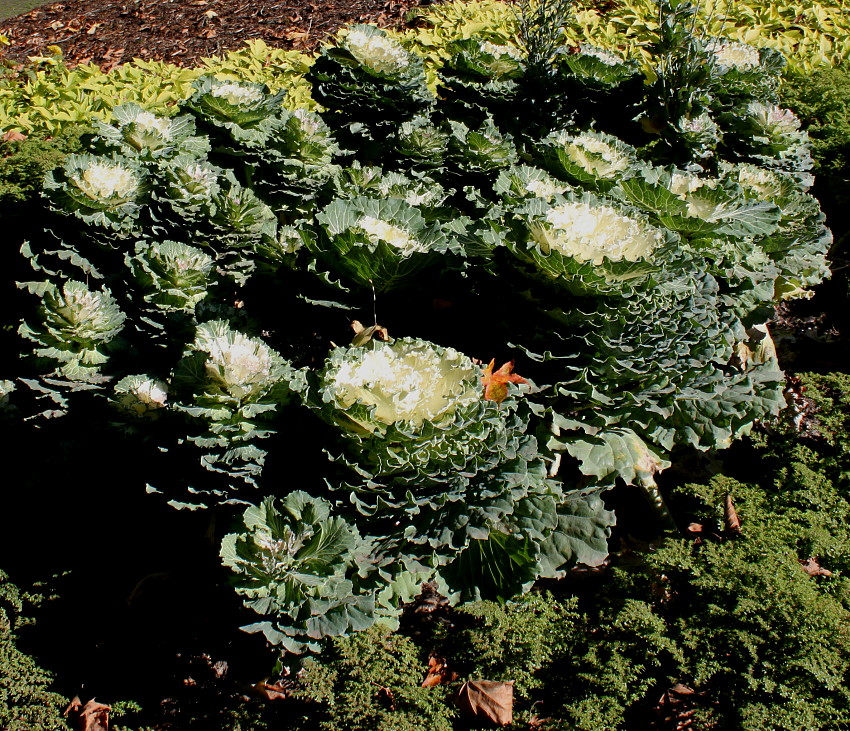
[298,627,456,731]
[0,571,67,731]
[0,124,90,204]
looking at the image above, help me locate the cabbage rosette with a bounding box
[446,118,518,175]
[706,40,785,103]
[538,128,638,191]
[313,337,530,483]
[722,101,813,173]
[307,25,432,125]
[152,154,222,226]
[221,492,379,655]
[185,75,286,132]
[44,152,148,233]
[127,239,215,313]
[306,197,451,292]
[18,280,126,380]
[95,103,209,160]
[111,374,169,419]
[171,320,306,486]
[508,191,675,296]
[723,163,831,299]
[555,44,641,91]
[438,38,526,120]
[392,115,450,169]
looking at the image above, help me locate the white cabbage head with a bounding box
[325,339,480,427]
[210,81,265,107]
[345,28,411,75]
[710,40,761,71]
[541,201,663,264]
[114,375,169,417]
[356,216,427,256]
[194,326,278,399]
[73,161,139,202]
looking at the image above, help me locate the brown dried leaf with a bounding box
[669,684,695,696]
[454,680,513,726]
[254,679,289,700]
[421,655,458,687]
[63,697,111,731]
[350,320,389,346]
[801,557,832,577]
[656,684,698,731]
[2,129,27,143]
[723,493,741,535]
[86,22,101,34]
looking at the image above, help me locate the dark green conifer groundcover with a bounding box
[2,0,850,728]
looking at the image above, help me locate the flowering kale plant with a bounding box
[9,0,831,658]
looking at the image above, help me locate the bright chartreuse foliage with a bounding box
[2,0,850,140]
[4,0,835,662]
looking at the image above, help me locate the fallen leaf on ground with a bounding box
[63,697,111,731]
[723,493,741,535]
[801,557,832,577]
[454,680,513,726]
[421,655,458,687]
[2,130,27,143]
[254,679,291,700]
[481,360,527,403]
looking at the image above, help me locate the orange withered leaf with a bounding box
[481,360,527,403]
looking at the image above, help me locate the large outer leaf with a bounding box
[535,490,615,576]
[549,423,670,487]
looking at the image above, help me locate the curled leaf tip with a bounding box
[481,359,527,403]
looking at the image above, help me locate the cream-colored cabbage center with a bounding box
[205,333,273,390]
[79,162,137,199]
[345,29,410,75]
[210,83,264,106]
[132,111,173,138]
[712,41,760,70]
[356,216,426,255]
[543,201,660,264]
[332,343,478,425]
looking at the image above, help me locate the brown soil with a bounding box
[0,0,435,69]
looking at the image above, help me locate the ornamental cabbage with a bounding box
[314,337,523,480]
[44,153,147,233]
[18,280,126,380]
[307,196,451,292]
[112,374,169,418]
[539,128,638,190]
[95,103,209,159]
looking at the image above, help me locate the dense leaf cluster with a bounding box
[6,4,831,656]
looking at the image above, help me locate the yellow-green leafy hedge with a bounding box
[1,0,848,136]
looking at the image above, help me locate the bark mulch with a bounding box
[0,0,435,69]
